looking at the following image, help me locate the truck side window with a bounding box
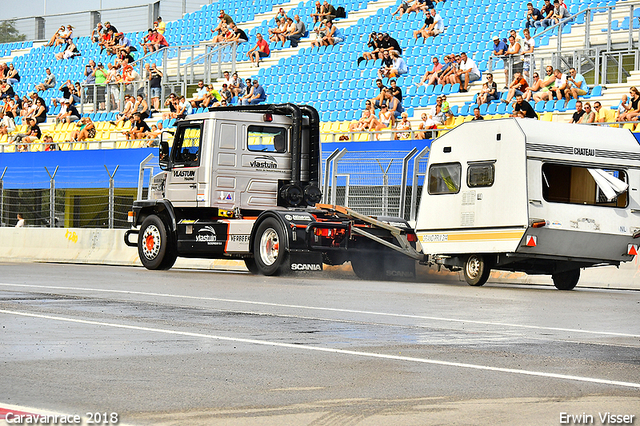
[248,125,287,153]
[172,125,202,167]
[428,163,461,195]
[467,163,495,188]
[542,163,628,208]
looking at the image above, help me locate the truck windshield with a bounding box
[542,163,628,207]
[172,125,202,167]
[248,126,287,153]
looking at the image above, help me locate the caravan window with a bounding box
[467,163,495,187]
[428,163,461,194]
[247,126,287,153]
[542,163,628,208]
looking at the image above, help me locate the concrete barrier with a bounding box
[0,228,638,290]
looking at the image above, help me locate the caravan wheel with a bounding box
[552,269,580,290]
[463,254,491,286]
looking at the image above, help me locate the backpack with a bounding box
[336,7,346,18]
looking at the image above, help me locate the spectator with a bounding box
[190,80,209,108]
[150,29,169,51]
[371,81,388,107]
[104,21,119,35]
[69,116,96,141]
[94,62,108,110]
[229,72,246,98]
[10,117,41,152]
[141,29,154,53]
[247,33,270,67]
[492,35,508,57]
[148,63,163,110]
[617,87,640,122]
[5,64,20,86]
[361,32,382,62]
[34,68,56,92]
[124,112,151,140]
[438,54,459,86]
[162,93,179,119]
[213,10,235,34]
[278,18,296,44]
[378,104,393,129]
[394,112,412,140]
[538,0,555,28]
[241,79,267,105]
[569,100,586,123]
[56,99,80,124]
[388,51,408,78]
[440,94,453,118]
[430,96,446,126]
[310,1,323,24]
[287,15,306,47]
[202,84,221,107]
[380,33,402,56]
[579,102,596,123]
[593,101,616,123]
[32,97,48,124]
[380,88,404,125]
[477,73,498,105]
[313,20,343,46]
[550,68,569,102]
[218,83,233,105]
[228,23,249,44]
[113,94,135,125]
[99,28,116,53]
[389,79,402,103]
[55,40,80,60]
[551,0,571,25]
[268,17,287,42]
[415,112,437,139]
[91,22,104,43]
[15,214,25,227]
[525,2,543,29]
[83,60,96,101]
[0,111,16,135]
[521,28,535,77]
[413,7,435,42]
[53,80,75,107]
[377,50,395,78]
[61,25,74,44]
[319,1,337,21]
[565,67,587,103]
[471,107,484,120]
[503,35,522,84]
[455,52,480,92]
[133,94,150,120]
[532,66,557,102]
[511,94,538,118]
[503,71,529,104]
[408,0,434,16]
[416,56,443,87]
[275,8,287,21]
[147,122,163,146]
[423,9,445,40]
[155,17,166,35]
[45,26,66,47]
[43,135,58,151]
[392,0,412,20]
[523,71,542,101]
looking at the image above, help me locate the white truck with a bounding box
[124,104,419,279]
[416,118,640,290]
[125,108,639,290]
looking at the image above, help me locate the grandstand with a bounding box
[1,0,640,153]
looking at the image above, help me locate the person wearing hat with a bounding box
[155,17,166,35]
[55,99,80,124]
[492,36,507,56]
[213,10,234,34]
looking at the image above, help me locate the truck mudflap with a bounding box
[313,204,424,261]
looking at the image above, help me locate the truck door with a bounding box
[165,121,203,206]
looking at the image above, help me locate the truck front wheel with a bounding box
[463,254,491,286]
[253,218,289,276]
[552,269,580,290]
[138,215,177,270]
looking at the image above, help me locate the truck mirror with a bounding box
[159,140,170,170]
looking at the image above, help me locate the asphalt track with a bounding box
[0,262,639,425]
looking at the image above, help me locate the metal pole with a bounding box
[410,146,430,223]
[585,9,590,50]
[137,153,155,201]
[104,165,119,229]
[399,147,418,219]
[376,159,393,217]
[322,149,340,203]
[45,166,58,228]
[0,167,6,227]
[330,149,347,206]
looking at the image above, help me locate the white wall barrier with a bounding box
[0,228,638,290]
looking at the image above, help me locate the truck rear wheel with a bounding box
[253,218,289,276]
[463,254,491,286]
[138,215,177,270]
[552,269,580,290]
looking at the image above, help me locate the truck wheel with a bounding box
[552,269,580,290]
[463,254,491,286]
[138,215,177,270]
[244,258,260,274]
[253,218,289,276]
[350,255,382,280]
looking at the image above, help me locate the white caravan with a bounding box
[415,118,640,289]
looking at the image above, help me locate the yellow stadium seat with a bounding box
[116,141,130,149]
[30,141,44,152]
[540,112,553,122]
[320,134,331,143]
[0,134,7,143]
[622,123,636,131]
[484,114,494,120]
[59,143,71,151]
[338,121,350,132]
[355,132,369,142]
[453,116,465,126]
[328,122,340,132]
[94,121,105,131]
[320,122,331,133]
[4,144,16,153]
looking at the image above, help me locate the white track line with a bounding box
[1,308,639,390]
[0,282,638,338]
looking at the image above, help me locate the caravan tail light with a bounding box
[628,244,638,256]
[263,113,273,122]
[406,233,418,242]
[531,220,546,228]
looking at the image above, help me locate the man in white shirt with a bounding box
[521,28,535,78]
[15,214,24,228]
[424,9,445,39]
[190,80,209,108]
[456,52,480,92]
[550,68,569,102]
